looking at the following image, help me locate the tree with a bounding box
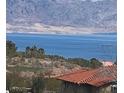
[89,58,102,68]
[32,45,38,57]
[6,40,17,58]
[67,58,90,67]
[25,46,31,58]
[32,77,45,93]
[25,46,45,58]
[38,48,45,59]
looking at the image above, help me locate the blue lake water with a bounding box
[7,33,117,61]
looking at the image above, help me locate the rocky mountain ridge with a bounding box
[7,0,117,34]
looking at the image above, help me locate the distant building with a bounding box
[56,65,117,93]
[102,61,113,66]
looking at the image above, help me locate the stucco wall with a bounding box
[60,81,116,93]
[60,81,92,93]
[99,85,111,93]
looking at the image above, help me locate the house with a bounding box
[102,61,113,66]
[56,65,117,93]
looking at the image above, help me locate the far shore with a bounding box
[6,31,117,36]
[6,23,116,36]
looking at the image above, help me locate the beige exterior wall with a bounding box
[99,85,112,93]
[60,81,116,93]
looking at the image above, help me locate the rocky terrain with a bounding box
[6,57,82,78]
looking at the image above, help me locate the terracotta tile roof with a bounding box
[56,65,117,87]
[89,77,114,87]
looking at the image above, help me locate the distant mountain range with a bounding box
[6,0,117,34]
